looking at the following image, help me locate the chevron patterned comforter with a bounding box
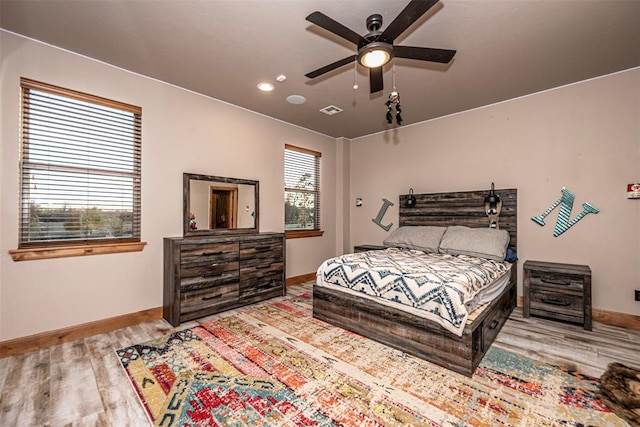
[316,247,510,336]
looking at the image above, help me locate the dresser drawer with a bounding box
[179,242,239,291]
[240,271,283,295]
[180,242,239,266]
[240,238,283,260]
[180,282,239,320]
[180,263,239,291]
[240,260,284,279]
[240,237,283,276]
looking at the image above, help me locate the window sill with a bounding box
[285,230,324,239]
[9,241,147,261]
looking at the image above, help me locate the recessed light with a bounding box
[286,95,306,105]
[257,82,274,92]
[276,75,287,82]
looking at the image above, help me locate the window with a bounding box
[284,144,323,238]
[11,78,143,260]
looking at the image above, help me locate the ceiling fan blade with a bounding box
[369,67,384,93]
[306,11,366,46]
[393,45,456,63]
[305,55,357,79]
[380,0,439,43]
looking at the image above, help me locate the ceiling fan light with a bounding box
[358,43,393,68]
[361,50,389,68]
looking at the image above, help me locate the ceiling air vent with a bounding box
[319,105,343,116]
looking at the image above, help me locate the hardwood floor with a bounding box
[1,282,638,426]
[494,309,640,378]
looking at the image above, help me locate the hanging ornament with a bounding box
[385,65,402,125]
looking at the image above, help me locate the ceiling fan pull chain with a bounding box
[392,64,397,92]
[353,61,359,90]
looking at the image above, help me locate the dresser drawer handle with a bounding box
[256,264,271,269]
[257,280,276,289]
[488,319,500,330]
[202,294,220,301]
[201,251,224,256]
[201,272,221,278]
[541,297,571,306]
[540,278,571,286]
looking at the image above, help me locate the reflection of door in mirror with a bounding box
[210,187,238,229]
[184,173,258,236]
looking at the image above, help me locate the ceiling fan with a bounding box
[305,0,456,93]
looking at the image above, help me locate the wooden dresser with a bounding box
[163,232,285,326]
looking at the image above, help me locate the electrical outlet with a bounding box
[636,290,640,302]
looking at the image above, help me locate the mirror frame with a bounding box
[183,173,259,236]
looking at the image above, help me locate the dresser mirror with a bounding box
[183,173,259,236]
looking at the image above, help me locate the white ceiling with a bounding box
[2,0,639,139]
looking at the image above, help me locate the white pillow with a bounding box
[439,226,510,261]
[383,226,447,253]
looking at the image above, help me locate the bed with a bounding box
[313,188,517,377]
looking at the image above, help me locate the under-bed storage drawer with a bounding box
[481,289,513,352]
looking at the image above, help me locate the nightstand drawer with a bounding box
[528,271,585,292]
[530,289,584,320]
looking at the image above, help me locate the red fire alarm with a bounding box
[628,183,640,199]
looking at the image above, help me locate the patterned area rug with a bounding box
[117,293,627,426]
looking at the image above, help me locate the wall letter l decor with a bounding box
[372,198,394,231]
[531,187,599,237]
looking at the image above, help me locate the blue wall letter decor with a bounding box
[531,187,599,237]
[372,198,394,231]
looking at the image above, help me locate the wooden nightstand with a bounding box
[353,244,386,253]
[523,260,592,330]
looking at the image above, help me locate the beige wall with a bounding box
[0,32,338,341]
[349,68,640,316]
[1,30,637,343]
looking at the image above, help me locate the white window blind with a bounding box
[284,144,321,231]
[19,78,142,248]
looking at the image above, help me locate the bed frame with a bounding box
[313,188,518,377]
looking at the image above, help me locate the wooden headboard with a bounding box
[399,188,518,252]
